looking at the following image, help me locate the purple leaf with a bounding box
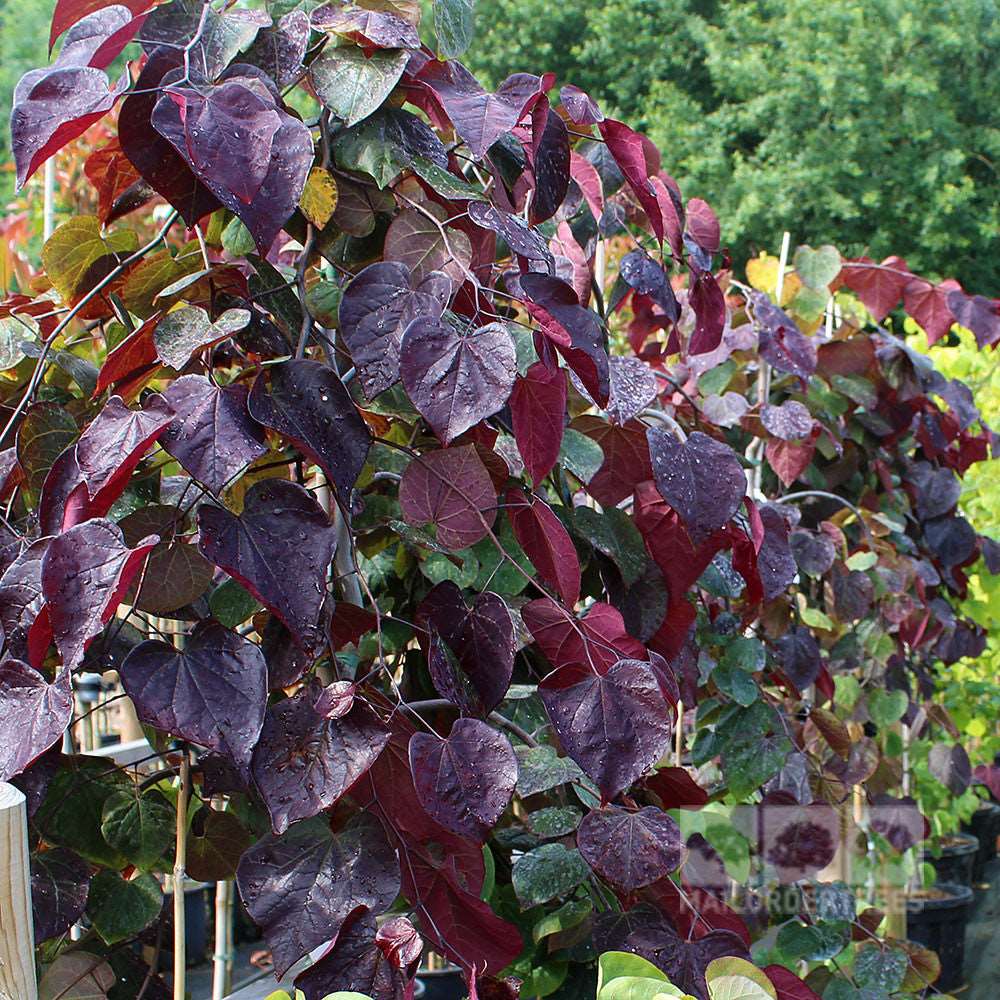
[312,2,421,48]
[120,620,266,774]
[831,568,874,621]
[160,375,268,496]
[11,54,130,188]
[417,582,515,715]
[251,682,389,834]
[761,401,813,441]
[619,250,679,320]
[506,490,581,607]
[539,658,673,799]
[398,445,496,550]
[198,481,337,652]
[467,202,554,270]
[689,270,726,356]
[152,74,312,251]
[75,393,174,502]
[928,743,972,796]
[118,47,220,226]
[789,530,836,577]
[243,10,311,88]
[294,912,408,1000]
[400,318,516,444]
[236,813,400,978]
[906,462,961,522]
[604,356,658,425]
[0,538,51,664]
[41,519,158,671]
[925,514,978,566]
[510,362,567,487]
[647,428,745,542]
[409,719,517,841]
[248,359,371,500]
[0,661,73,782]
[418,60,547,159]
[946,289,1000,349]
[31,847,91,944]
[754,293,817,379]
[560,84,603,124]
[758,506,796,602]
[776,627,822,691]
[578,805,682,890]
[339,261,452,400]
[528,108,570,225]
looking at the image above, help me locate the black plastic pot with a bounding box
[418,966,465,1000]
[922,832,979,887]
[961,802,1000,881]
[906,881,973,993]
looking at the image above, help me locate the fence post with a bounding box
[0,782,37,1000]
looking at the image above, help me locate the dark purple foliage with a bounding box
[409,718,517,841]
[467,202,554,270]
[236,813,400,978]
[776,627,823,691]
[0,661,73,782]
[0,539,50,664]
[619,250,679,320]
[577,805,682,890]
[198,480,337,652]
[120,620,267,775]
[31,847,91,943]
[761,401,813,440]
[754,293,817,378]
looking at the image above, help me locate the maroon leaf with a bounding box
[198,480,337,651]
[619,250,678,320]
[339,262,452,400]
[506,489,581,606]
[236,813,400,978]
[152,74,312,251]
[376,917,422,977]
[928,743,972,796]
[766,433,817,488]
[41,519,158,670]
[329,603,376,650]
[398,445,496,550]
[248,359,371,500]
[573,416,652,506]
[578,805,682,890]
[647,428,745,542]
[903,278,959,346]
[409,718,517,841]
[686,198,720,255]
[521,597,645,673]
[75,394,174,503]
[312,2,420,48]
[689,270,726,356]
[754,293,817,378]
[510,362,567,487]
[539,658,672,798]
[160,375,267,496]
[417,60,547,159]
[11,61,129,188]
[764,966,822,1000]
[0,661,72,782]
[400,318,516,445]
[50,0,151,49]
[0,539,52,665]
[467,202,554,270]
[120,620,266,774]
[598,118,663,242]
[642,766,709,810]
[417,582,515,715]
[251,682,390,835]
[758,506,796,602]
[528,108,571,225]
[31,847,91,943]
[561,84,603,125]
[118,47,220,226]
[294,912,408,1000]
[840,256,911,321]
[761,401,813,441]
[947,289,1000,348]
[243,9,311,88]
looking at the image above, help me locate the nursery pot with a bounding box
[905,881,973,993]
[921,832,979,887]
[418,964,465,1000]
[961,801,1000,881]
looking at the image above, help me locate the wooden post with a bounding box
[212,879,234,1000]
[0,783,38,1000]
[173,751,190,999]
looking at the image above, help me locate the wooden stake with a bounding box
[0,782,37,1000]
[173,751,189,999]
[211,879,233,1000]
[674,700,684,765]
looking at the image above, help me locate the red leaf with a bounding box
[510,362,567,487]
[569,151,604,222]
[688,270,726,355]
[839,256,911,321]
[685,198,719,254]
[766,431,818,488]
[572,416,652,506]
[903,277,960,345]
[50,0,151,49]
[506,489,580,606]
[642,766,709,810]
[598,118,663,242]
[764,966,822,1000]
[329,603,376,650]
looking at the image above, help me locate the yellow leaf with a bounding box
[745,253,799,305]
[41,216,138,302]
[300,167,339,228]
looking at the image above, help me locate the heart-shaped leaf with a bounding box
[510,362,567,487]
[99,789,174,871]
[506,489,581,606]
[31,847,91,944]
[928,743,971,795]
[153,306,250,369]
[409,718,517,841]
[237,813,400,978]
[578,805,682,890]
[539,658,672,798]
[761,401,813,441]
[311,45,409,128]
[793,245,841,290]
[248,359,371,501]
[85,870,161,945]
[198,480,337,651]
[121,619,267,774]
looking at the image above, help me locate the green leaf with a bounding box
[800,605,835,630]
[0,315,30,370]
[16,401,78,499]
[512,842,590,907]
[793,244,841,290]
[721,636,766,672]
[533,898,593,943]
[86,870,162,944]
[704,956,778,1000]
[853,946,907,993]
[868,689,908,728]
[845,550,878,571]
[222,215,256,257]
[434,0,476,58]
[528,806,583,837]
[100,790,175,870]
[775,920,850,962]
[722,733,792,799]
[572,506,647,584]
[559,428,605,483]
[311,45,409,128]
[515,744,586,796]
[209,577,262,627]
[41,216,138,301]
[713,662,759,706]
[411,155,485,201]
[597,952,683,1000]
